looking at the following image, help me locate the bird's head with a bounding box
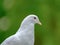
[23,14,42,25]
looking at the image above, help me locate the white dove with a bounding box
[1,14,42,45]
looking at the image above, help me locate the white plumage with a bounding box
[1,14,42,45]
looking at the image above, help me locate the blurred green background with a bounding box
[0,0,60,45]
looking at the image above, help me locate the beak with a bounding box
[38,21,42,25]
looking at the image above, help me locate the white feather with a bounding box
[1,14,41,45]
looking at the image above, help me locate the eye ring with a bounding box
[34,17,36,19]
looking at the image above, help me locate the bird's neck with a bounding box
[16,21,35,33]
[15,22,35,45]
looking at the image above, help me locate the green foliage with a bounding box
[0,0,6,18]
[0,0,60,45]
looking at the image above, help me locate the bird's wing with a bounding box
[1,33,30,45]
[1,35,20,45]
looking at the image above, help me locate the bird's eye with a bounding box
[34,17,36,19]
